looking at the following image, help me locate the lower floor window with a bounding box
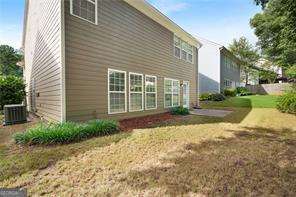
[164,78,180,108]
[145,75,157,109]
[129,73,143,111]
[108,69,126,114]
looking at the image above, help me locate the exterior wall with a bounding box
[198,39,221,93]
[220,52,241,90]
[246,83,292,95]
[64,0,198,121]
[24,0,63,122]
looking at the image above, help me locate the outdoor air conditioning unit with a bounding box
[3,104,27,126]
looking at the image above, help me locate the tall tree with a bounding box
[250,0,296,69]
[229,37,260,85]
[0,45,23,77]
[254,0,269,8]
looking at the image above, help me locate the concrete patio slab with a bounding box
[190,109,233,117]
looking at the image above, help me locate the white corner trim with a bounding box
[61,0,66,122]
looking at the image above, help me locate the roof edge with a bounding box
[123,0,202,47]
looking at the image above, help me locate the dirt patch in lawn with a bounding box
[119,112,178,131]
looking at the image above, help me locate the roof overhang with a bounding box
[123,0,202,48]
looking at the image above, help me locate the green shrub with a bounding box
[236,87,252,96]
[210,93,226,101]
[199,93,212,101]
[170,106,189,115]
[0,75,26,110]
[14,120,119,145]
[276,90,296,114]
[223,88,237,97]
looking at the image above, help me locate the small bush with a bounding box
[14,120,119,145]
[210,93,226,101]
[170,106,189,115]
[276,90,296,114]
[223,88,237,97]
[0,75,26,110]
[236,87,252,96]
[199,93,212,101]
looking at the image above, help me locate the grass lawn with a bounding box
[0,96,295,196]
[202,95,279,108]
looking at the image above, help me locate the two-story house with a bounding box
[23,0,202,122]
[197,37,241,93]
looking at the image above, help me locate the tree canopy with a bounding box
[229,37,260,85]
[250,0,296,69]
[254,0,269,8]
[0,45,23,77]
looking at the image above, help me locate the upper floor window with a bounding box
[181,42,187,61]
[175,35,194,64]
[174,36,181,59]
[70,0,98,24]
[187,45,193,63]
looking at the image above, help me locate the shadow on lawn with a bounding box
[0,132,131,182]
[150,107,253,129]
[120,126,296,196]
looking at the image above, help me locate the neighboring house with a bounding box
[23,0,202,122]
[197,37,241,94]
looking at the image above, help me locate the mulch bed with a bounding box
[119,112,177,131]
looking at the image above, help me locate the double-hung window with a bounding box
[174,36,181,59]
[164,78,180,108]
[145,75,157,110]
[70,0,98,24]
[129,73,143,112]
[187,45,193,63]
[108,69,126,114]
[181,42,188,61]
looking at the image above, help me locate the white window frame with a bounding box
[145,75,157,110]
[187,45,194,64]
[164,78,180,108]
[129,72,144,112]
[181,41,188,61]
[70,0,98,25]
[182,81,190,108]
[108,69,127,114]
[174,35,181,59]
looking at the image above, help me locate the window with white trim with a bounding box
[70,0,97,24]
[164,78,180,108]
[224,78,232,88]
[129,73,143,112]
[108,69,126,114]
[174,36,181,59]
[181,42,187,61]
[145,75,157,110]
[187,45,193,63]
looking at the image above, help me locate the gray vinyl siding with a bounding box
[24,0,62,122]
[64,0,198,121]
[220,52,241,90]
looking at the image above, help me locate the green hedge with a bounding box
[170,106,189,115]
[223,88,237,97]
[199,93,226,101]
[14,120,119,145]
[276,90,296,114]
[236,87,252,96]
[0,75,26,110]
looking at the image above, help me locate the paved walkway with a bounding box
[190,109,233,117]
